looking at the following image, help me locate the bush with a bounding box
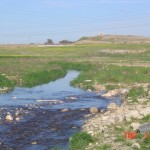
[69,132,93,150]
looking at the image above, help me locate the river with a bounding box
[0,70,121,150]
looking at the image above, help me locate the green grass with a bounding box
[95,65,150,84]
[0,61,150,91]
[69,132,93,150]
[128,86,148,102]
[22,69,66,87]
[0,74,15,88]
[0,44,150,90]
[141,115,150,122]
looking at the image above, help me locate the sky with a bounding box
[0,0,150,44]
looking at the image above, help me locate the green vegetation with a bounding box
[0,44,150,91]
[0,74,15,88]
[69,132,93,150]
[141,115,150,123]
[90,65,150,84]
[22,61,93,87]
[128,86,148,102]
[23,69,66,87]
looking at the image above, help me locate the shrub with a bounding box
[69,132,93,150]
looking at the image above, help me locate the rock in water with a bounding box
[87,89,92,92]
[60,109,69,113]
[90,107,98,114]
[16,117,20,121]
[31,141,37,145]
[5,114,13,121]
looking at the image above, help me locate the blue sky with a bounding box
[0,0,150,44]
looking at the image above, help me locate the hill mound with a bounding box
[76,34,150,44]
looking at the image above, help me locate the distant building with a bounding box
[100,32,104,37]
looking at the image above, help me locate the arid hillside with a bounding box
[76,34,150,44]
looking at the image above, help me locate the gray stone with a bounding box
[138,123,150,133]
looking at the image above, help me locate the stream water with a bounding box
[0,70,121,150]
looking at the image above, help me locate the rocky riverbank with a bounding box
[82,83,150,150]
